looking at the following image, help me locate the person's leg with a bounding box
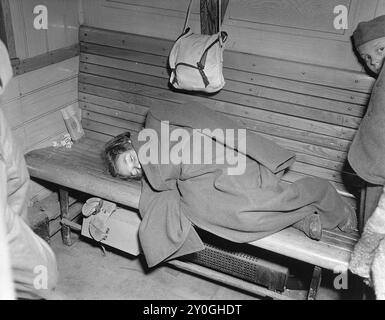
[7,213,58,299]
[291,199,357,241]
[338,200,358,233]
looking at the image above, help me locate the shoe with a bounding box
[338,202,357,233]
[292,213,322,241]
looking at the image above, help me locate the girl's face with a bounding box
[358,37,385,74]
[115,149,143,180]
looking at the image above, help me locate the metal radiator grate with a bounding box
[183,233,289,292]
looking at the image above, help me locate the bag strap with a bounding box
[218,0,222,33]
[182,0,194,33]
[183,0,223,35]
[218,0,225,46]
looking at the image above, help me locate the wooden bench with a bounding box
[25,25,371,299]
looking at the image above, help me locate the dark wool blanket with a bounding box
[132,102,350,267]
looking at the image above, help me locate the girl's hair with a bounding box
[104,131,133,177]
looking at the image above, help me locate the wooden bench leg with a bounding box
[59,188,72,246]
[308,266,322,300]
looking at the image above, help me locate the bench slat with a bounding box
[79,26,374,93]
[79,93,349,170]
[80,41,369,106]
[78,66,358,146]
[26,145,141,209]
[82,103,146,124]
[79,74,354,155]
[80,60,364,123]
[81,99,353,152]
[84,129,113,142]
[80,92,355,154]
[82,118,140,136]
[250,227,353,271]
[79,103,358,191]
[78,85,349,163]
[80,51,366,120]
[80,90,359,139]
[80,41,369,107]
[81,108,355,187]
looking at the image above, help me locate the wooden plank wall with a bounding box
[78,26,371,210]
[0,0,81,202]
[0,57,79,203]
[82,0,385,72]
[9,0,80,59]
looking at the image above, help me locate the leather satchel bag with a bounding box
[169,0,227,93]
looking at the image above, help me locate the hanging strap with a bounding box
[218,0,223,46]
[183,0,223,34]
[182,0,194,33]
[218,0,222,33]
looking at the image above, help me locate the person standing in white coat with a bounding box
[0,39,59,299]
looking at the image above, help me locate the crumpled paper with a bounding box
[52,133,73,149]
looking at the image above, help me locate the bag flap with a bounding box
[169,31,222,68]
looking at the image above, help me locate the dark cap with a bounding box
[353,15,385,48]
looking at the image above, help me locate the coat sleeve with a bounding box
[0,109,30,230]
[138,177,204,267]
[0,150,15,299]
[147,102,295,173]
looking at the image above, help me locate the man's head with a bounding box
[104,132,143,180]
[353,15,385,75]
